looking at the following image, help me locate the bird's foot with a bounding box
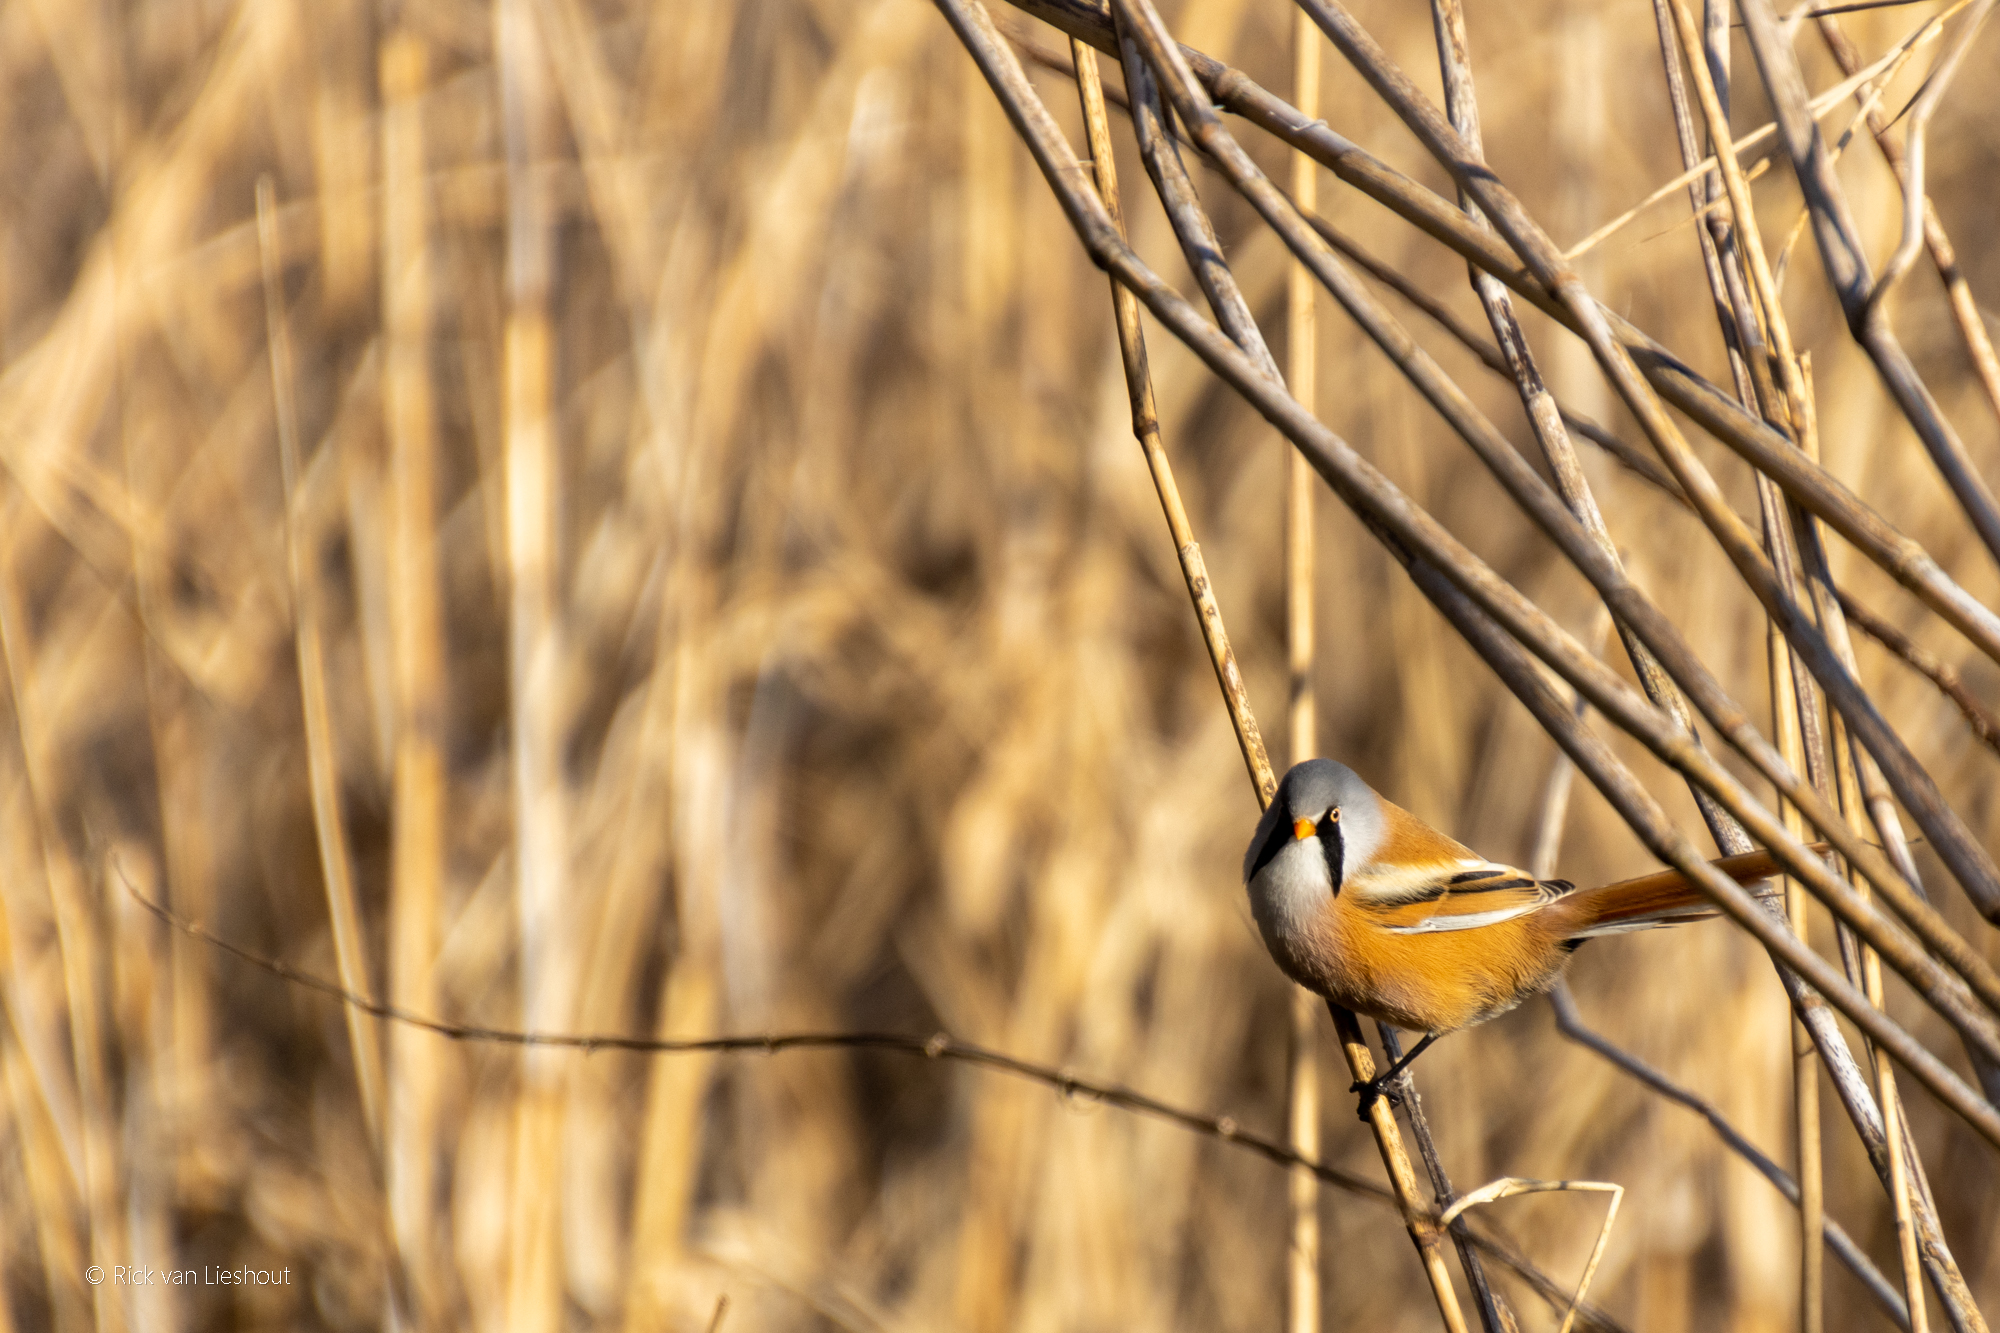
[1349,1073,1404,1120]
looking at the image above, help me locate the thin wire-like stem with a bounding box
[1548,986,1909,1329]
[126,862,1631,1330]
[122,869,1384,1193]
[1837,588,2000,757]
[1284,16,1321,1333]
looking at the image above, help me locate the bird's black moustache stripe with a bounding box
[1320,815,1344,895]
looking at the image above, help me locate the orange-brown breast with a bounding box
[1283,890,1575,1032]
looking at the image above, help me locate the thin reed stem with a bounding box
[256,177,389,1150]
[380,30,453,1326]
[1284,15,1321,1332]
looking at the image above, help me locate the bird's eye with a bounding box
[1324,807,1340,824]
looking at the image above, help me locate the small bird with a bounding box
[1245,759,1795,1108]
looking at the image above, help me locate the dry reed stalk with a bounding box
[1073,21,1461,1325]
[497,2,569,1329]
[1095,12,1273,807]
[1771,638,1827,1333]
[1427,0,1741,868]
[379,30,452,1329]
[1284,15,1321,1333]
[984,7,1904,1320]
[1837,590,2000,756]
[0,549,118,1333]
[1678,0,1997,1259]
[255,176,386,1146]
[1646,11,1834,1322]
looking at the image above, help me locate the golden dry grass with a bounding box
[0,0,1996,1329]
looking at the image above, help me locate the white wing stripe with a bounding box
[1382,901,1545,934]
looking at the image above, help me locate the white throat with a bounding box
[1246,837,1333,956]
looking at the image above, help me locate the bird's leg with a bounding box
[1351,1031,1439,1119]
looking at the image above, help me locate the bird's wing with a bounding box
[1362,864,1575,936]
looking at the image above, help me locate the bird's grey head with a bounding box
[1241,759,1388,891]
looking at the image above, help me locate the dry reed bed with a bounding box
[0,0,1995,1330]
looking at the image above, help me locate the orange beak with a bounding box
[1292,817,1316,841]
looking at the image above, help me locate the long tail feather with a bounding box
[1555,845,1827,937]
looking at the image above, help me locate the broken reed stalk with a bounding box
[1563,1,1964,263]
[1813,8,2000,430]
[1069,26,1464,1329]
[943,0,2000,1157]
[1734,0,2000,569]
[1283,15,1321,1333]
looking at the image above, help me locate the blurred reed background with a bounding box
[0,0,1995,1329]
